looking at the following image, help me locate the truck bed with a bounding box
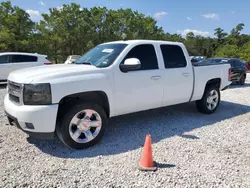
[192,62,225,67]
[191,63,231,101]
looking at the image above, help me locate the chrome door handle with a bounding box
[151,76,161,80]
[182,73,190,77]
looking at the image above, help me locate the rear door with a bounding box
[0,55,11,80]
[9,55,38,72]
[160,44,194,106]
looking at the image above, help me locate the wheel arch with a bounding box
[56,91,110,124]
[199,78,221,99]
[205,78,221,90]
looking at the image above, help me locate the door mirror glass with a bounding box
[120,58,141,73]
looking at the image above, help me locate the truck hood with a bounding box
[8,64,99,83]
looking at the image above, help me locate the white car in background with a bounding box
[0,52,52,82]
[64,55,81,64]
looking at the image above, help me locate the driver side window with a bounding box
[123,44,158,71]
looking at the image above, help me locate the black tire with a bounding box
[56,102,107,149]
[239,74,246,85]
[196,86,220,114]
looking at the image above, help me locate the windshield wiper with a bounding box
[82,62,92,65]
[75,61,92,65]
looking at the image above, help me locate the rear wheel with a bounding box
[196,86,220,114]
[56,102,107,149]
[239,74,246,85]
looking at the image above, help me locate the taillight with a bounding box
[44,62,52,65]
[228,68,232,81]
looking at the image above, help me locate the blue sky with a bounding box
[2,0,250,37]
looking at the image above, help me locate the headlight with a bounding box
[23,83,52,105]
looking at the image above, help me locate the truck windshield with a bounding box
[74,43,128,68]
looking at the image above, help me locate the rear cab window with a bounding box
[160,45,187,68]
[10,55,38,63]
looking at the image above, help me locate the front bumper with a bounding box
[4,94,59,140]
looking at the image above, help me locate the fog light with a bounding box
[25,123,34,130]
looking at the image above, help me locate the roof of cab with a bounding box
[0,52,47,57]
[102,39,184,46]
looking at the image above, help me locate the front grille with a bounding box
[7,81,22,104]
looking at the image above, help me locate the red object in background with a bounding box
[246,62,250,72]
[44,62,52,65]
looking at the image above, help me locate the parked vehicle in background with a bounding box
[4,40,231,149]
[64,55,81,64]
[245,61,250,72]
[0,52,52,82]
[200,58,247,85]
[190,56,206,63]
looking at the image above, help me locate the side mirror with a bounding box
[120,58,141,73]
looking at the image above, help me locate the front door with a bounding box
[114,44,164,116]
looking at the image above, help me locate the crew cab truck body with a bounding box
[4,40,231,149]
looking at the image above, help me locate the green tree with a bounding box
[214,28,227,48]
[0,1,249,63]
[215,45,240,58]
[240,42,250,61]
[0,1,34,52]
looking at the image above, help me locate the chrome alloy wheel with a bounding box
[206,90,219,110]
[69,109,102,143]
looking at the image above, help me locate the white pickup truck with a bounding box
[4,40,231,149]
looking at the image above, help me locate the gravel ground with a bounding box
[1,76,250,188]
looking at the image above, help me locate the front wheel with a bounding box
[56,102,107,149]
[196,86,220,114]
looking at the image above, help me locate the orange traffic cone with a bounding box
[138,134,157,171]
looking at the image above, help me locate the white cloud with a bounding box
[26,9,41,21]
[154,11,168,19]
[187,17,192,21]
[39,1,45,6]
[178,29,210,37]
[202,13,219,20]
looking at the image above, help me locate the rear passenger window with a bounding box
[11,55,38,63]
[123,44,158,70]
[160,45,187,68]
[0,55,9,64]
